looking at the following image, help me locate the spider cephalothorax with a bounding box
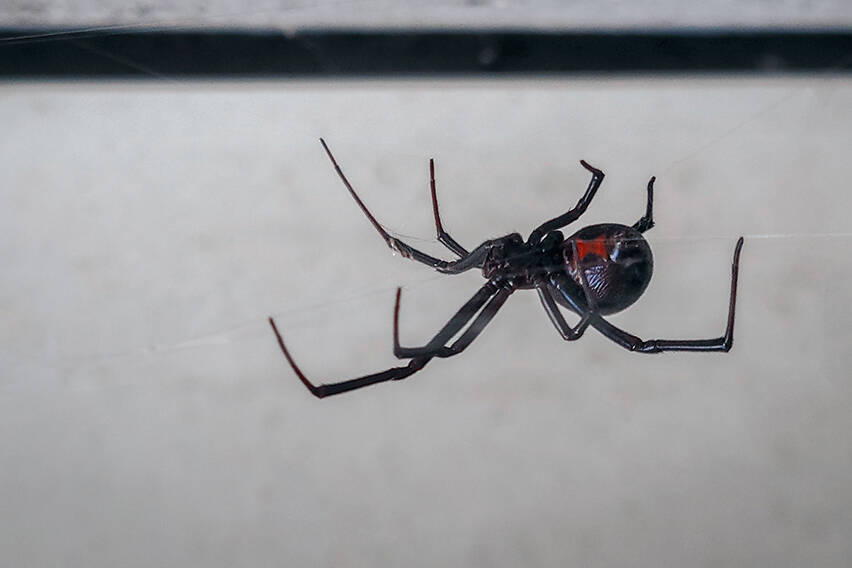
[480,233,525,281]
[269,140,744,398]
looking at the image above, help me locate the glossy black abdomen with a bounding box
[561,223,654,315]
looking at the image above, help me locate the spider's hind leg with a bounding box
[632,176,655,233]
[591,237,745,352]
[527,159,605,244]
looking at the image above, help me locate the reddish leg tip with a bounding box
[268,316,326,398]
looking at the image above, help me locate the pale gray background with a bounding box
[2,0,852,29]
[3,2,852,567]
[3,77,851,568]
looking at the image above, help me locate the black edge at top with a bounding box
[1,29,851,77]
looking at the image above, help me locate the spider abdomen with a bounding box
[563,223,654,315]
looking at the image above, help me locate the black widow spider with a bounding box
[269,139,745,398]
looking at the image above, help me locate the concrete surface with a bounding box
[2,0,852,30]
[2,77,851,566]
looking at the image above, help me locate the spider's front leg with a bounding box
[321,139,483,273]
[268,281,505,398]
[392,283,513,359]
[429,158,469,257]
[269,317,433,398]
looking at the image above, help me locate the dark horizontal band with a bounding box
[2,28,851,78]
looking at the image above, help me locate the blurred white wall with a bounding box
[2,0,852,29]
[2,4,852,568]
[2,76,851,567]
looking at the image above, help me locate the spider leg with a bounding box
[537,240,600,340]
[320,138,447,267]
[632,176,656,233]
[536,285,593,340]
[267,281,502,398]
[321,139,484,273]
[429,158,469,257]
[269,316,433,398]
[527,159,605,244]
[393,283,512,358]
[591,237,744,352]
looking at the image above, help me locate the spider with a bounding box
[268,139,745,398]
